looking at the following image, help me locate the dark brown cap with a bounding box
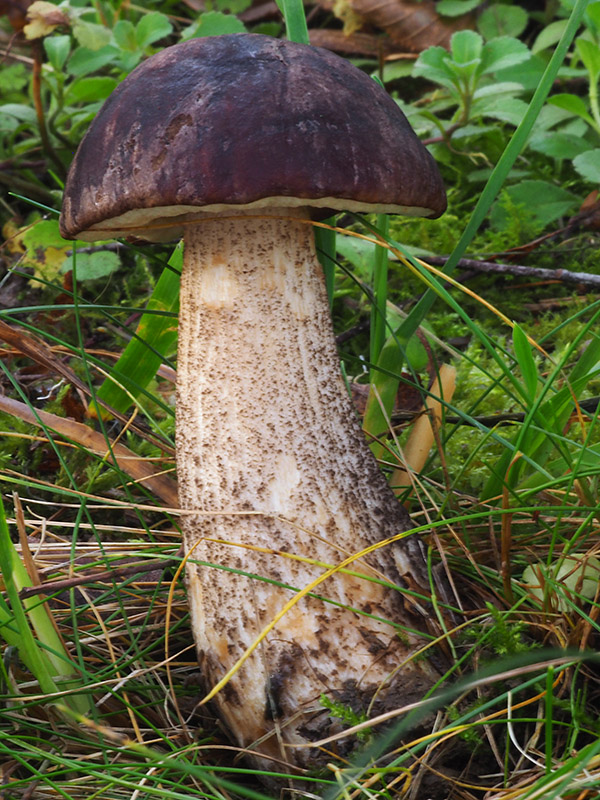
[60,33,446,242]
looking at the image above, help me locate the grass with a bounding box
[2,0,600,797]
[3,210,600,797]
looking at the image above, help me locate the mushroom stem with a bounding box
[177,209,439,769]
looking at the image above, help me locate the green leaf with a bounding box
[586,0,600,32]
[21,220,84,286]
[413,46,459,91]
[528,132,591,159]
[44,34,70,71]
[0,103,38,123]
[535,102,580,131]
[113,20,137,52]
[532,19,569,54]
[480,36,531,75]
[0,63,27,96]
[63,251,121,281]
[522,556,600,610]
[363,336,406,445]
[473,82,525,100]
[65,76,118,105]
[19,220,115,287]
[547,93,595,126]
[490,181,577,231]
[72,20,113,50]
[68,45,120,76]
[23,219,69,250]
[214,0,252,11]
[382,60,413,83]
[336,234,376,277]
[116,51,143,72]
[573,148,600,182]
[0,112,19,134]
[478,4,528,40]
[436,0,480,16]
[494,53,546,91]
[405,335,428,372]
[474,96,529,125]
[135,12,173,49]
[450,29,484,66]
[181,11,246,39]
[577,37,600,81]
[512,323,538,403]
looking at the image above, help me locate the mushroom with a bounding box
[60,33,447,774]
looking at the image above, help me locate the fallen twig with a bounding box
[391,396,600,427]
[19,554,181,599]
[427,255,600,288]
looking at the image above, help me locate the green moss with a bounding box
[320,694,371,742]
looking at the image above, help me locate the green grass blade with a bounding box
[481,319,600,500]
[315,221,336,307]
[280,0,309,44]
[362,327,408,447]
[545,666,554,774]
[512,322,538,404]
[94,244,181,416]
[361,225,517,444]
[370,215,390,375]
[0,496,93,714]
[0,495,61,698]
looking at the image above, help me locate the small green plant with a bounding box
[481,603,531,657]
[404,2,600,222]
[413,29,530,127]
[320,694,371,741]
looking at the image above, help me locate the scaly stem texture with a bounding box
[176,211,439,770]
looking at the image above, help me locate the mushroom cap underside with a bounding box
[60,33,447,242]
